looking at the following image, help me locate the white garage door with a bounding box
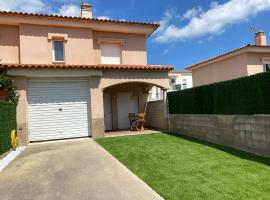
[27,78,90,141]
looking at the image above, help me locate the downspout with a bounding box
[163,89,171,133]
[166,90,171,133]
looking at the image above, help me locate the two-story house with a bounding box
[0,3,173,145]
[187,31,270,87]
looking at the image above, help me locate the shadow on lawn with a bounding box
[163,132,270,166]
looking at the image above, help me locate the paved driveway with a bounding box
[0,139,163,200]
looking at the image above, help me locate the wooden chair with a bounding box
[137,113,146,131]
[128,113,138,131]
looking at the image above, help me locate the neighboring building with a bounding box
[0,2,173,145]
[169,70,193,91]
[187,31,270,87]
[148,86,163,101]
[148,70,192,101]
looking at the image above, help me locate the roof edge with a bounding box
[186,45,270,70]
[0,63,174,71]
[0,10,160,28]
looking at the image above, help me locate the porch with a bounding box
[102,81,166,132]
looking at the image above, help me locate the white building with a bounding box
[169,70,193,91]
[148,70,193,101]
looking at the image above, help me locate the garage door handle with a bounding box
[59,108,62,111]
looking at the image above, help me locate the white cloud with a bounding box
[0,0,46,13]
[97,16,111,20]
[0,0,82,17]
[182,6,202,19]
[155,0,270,43]
[154,9,175,36]
[57,4,80,17]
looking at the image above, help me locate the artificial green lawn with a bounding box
[97,133,270,200]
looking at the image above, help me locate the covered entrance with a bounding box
[103,82,165,131]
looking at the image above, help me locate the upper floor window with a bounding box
[263,64,270,72]
[53,40,64,62]
[101,43,121,64]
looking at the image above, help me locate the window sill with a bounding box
[52,61,65,64]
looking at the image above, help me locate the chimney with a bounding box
[81,2,92,19]
[255,31,267,46]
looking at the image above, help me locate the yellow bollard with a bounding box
[11,130,16,149]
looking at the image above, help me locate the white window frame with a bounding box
[52,40,65,63]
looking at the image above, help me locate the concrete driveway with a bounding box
[0,139,163,200]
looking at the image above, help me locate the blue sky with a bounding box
[1,0,270,70]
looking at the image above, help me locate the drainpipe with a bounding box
[163,89,171,133]
[167,96,171,133]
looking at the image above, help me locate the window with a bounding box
[155,87,160,100]
[263,64,270,72]
[101,43,121,64]
[53,40,64,62]
[170,78,176,90]
[182,79,187,89]
[170,78,175,84]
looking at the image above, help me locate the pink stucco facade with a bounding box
[0,24,147,65]
[188,46,270,87]
[0,11,171,144]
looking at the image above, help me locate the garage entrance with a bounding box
[27,78,90,141]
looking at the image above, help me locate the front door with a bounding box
[117,92,138,129]
[103,92,112,131]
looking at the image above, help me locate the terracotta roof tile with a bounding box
[0,11,159,27]
[0,63,173,71]
[186,44,270,70]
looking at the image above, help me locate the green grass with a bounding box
[97,133,270,200]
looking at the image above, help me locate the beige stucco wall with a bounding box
[10,69,170,143]
[100,70,169,89]
[0,25,19,63]
[192,53,248,86]
[97,70,169,132]
[1,24,148,65]
[19,24,94,65]
[246,52,268,75]
[12,76,28,145]
[89,76,105,138]
[93,31,147,65]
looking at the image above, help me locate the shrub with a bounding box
[0,102,16,156]
[0,74,19,104]
[168,72,270,115]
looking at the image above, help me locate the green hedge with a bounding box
[0,101,16,156]
[168,72,270,115]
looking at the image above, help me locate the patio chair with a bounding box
[128,113,139,131]
[137,113,146,131]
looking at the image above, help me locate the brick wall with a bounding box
[146,100,167,130]
[170,114,270,157]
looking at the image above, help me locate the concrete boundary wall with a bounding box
[145,100,270,157]
[170,114,270,157]
[146,100,167,131]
